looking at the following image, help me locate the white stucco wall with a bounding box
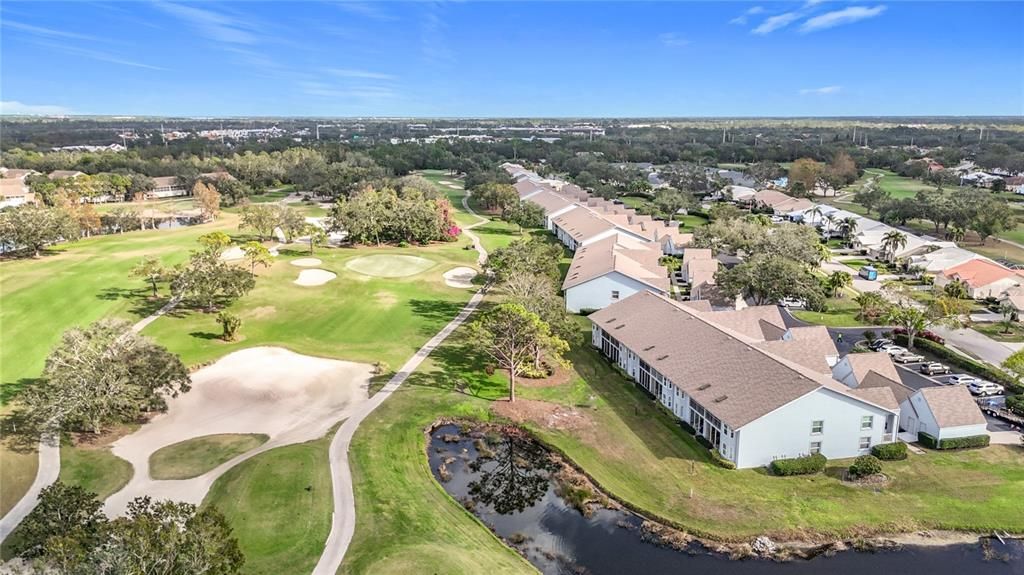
[937,423,988,441]
[909,393,940,437]
[830,356,859,388]
[565,272,663,312]
[735,388,896,469]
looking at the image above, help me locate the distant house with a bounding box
[0,178,36,208]
[551,208,649,252]
[1,168,38,180]
[47,170,85,180]
[907,245,981,275]
[680,249,718,302]
[148,176,188,199]
[524,191,579,230]
[199,170,237,182]
[902,386,988,443]
[934,258,1024,299]
[588,291,900,469]
[562,235,669,312]
[724,185,756,203]
[746,190,815,217]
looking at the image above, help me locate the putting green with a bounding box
[345,254,436,278]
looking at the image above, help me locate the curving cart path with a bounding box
[0,296,181,544]
[311,186,489,575]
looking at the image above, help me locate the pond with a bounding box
[428,424,1022,575]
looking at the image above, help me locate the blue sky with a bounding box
[1,1,1021,117]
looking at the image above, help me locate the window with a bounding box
[861,416,874,431]
[809,441,822,455]
[859,436,871,450]
[611,290,620,300]
[810,420,824,435]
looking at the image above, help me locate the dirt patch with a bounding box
[518,365,575,388]
[374,291,398,307]
[492,399,594,432]
[245,306,277,320]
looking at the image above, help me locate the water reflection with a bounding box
[429,424,1022,575]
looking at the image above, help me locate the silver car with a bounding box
[947,374,979,386]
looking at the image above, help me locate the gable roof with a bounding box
[588,291,895,429]
[701,306,786,341]
[0,179,31,198]
[552,208,617,242]
[526,191,575,216]
[562,234,668,292]
[844,352,901,384]
[848,386,900,411]
[754,326,838,375]
[940,258,1022,288]
[151,176,182,188]
[48,170,84,179]
[857,370,915,405]
[917,386,987,428]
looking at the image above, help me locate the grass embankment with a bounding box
[59,444,133,500]
[150,434,269,480]
[791,288,867,328]
[203,431,334,575]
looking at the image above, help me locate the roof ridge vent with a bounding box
[713,395,728,403]
[697,383,711,390]
[656,354,669,361]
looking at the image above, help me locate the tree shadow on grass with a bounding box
[188,331,221,341]
[409,299,468,326]
[402,340,508,401]
[95,287,188,320]
[0,378,36,408]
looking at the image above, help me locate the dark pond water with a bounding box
[429,424,1022,575]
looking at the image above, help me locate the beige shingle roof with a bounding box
[562,235,668,292]
[589,292,896,428]
[756,327,837,375]
[47,170,83,179]
[858,371,915,405]
[526,191,575,216]
[151,176,181,187]
[918,386,987,428]
[845,352,901,384]
[700,306,786,341]
[848,386,900,411]
[0,179,31,197]
[552,208,616,242]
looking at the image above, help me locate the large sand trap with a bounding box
[438,180,454,185]
[345,254,435,278]
[103,347,371,516]
[295,269,337,286]
[291,257,322,267]
[443,267,477,288]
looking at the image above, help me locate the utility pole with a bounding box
[722,126,727,144]
[852,126,856,142]
[316,125,320,140]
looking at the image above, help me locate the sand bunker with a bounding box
[447,184,463,189]
[345,254,435,278]
[220,246,245,261]
[294,269,337,286]
[291,257,322,267]
[443,267,478,288]
[104,347,371,516]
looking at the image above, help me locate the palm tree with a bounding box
[809,205,825,228]
[853,291,888,323]
[998,301,1017,335]
[823,213,837,237]
[943,278,969,300]
[881,230,908,262]
[839,217,859,246]
[815,242,832,263]
[948,227,966,243]
[826,271,852,297]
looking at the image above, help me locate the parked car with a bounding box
[947,374,979,386]
[893,352,925,364]
[882,345,908,356]
[777,297,805,308]
[920,362,950,375]
[968,381,1004,396]
[867,338,893,351]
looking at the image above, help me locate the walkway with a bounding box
[311,186,490,575]
[0,297,182,545]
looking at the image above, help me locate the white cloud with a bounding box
[300,81,398,99]
[752,12,801,34]
[800,5,887,33]
[335,2,397,21]
[657,33,690,47]
[154,1,258,45]
[0,101,74,115]
[326,68,397,80]
[34,40,166,70]
[2,20,101,42]
[729,6,765,25]
[799,85,842,95]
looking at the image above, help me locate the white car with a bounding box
[882,345,908,356]
[967,381,1004,396]
[778,297,805,308]
[947,374,979,386]
[893,352,925,364]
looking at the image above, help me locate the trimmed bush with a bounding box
[918,432,991,450]
[1007,394,1024,417]
[892,334,1022,393]
[848,455,882,478]
[871,442,908,461]
[711,450,737,470]
[769,453,827,476]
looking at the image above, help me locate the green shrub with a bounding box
[1007,394,1024,417]
[871,442,908,461]
[711,450,736,470]
[918,432,991,450]
[769,453,827,476]
[893,335,1022,393]
[848,455,882,478]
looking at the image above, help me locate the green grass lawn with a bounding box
[150,433,269,480]
[791,295,869,327]
[973,322,1024,343]
[59,443,133,500]
[863,169,941,200]
[0,446,37,517]
[678,212,710,230]
[203,431,335,575]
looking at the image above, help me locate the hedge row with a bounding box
[871,442,908,460]
[769,453,827,476]
[918,431,991,450]
[892,334,1023,393]
[1007,394,1024,417]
